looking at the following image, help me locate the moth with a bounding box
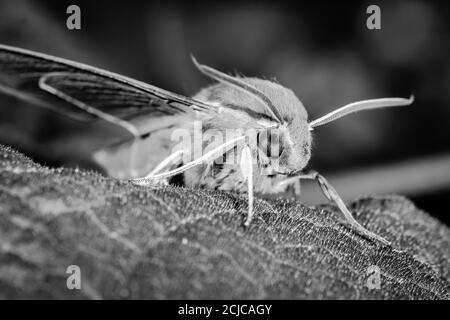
[0,44,413,245]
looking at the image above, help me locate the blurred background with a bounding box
[0,0,449,224]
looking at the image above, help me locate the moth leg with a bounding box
[133,149,185,186]
[147,149,185,177]
[280,171,390,245]
[131,135,246,185]
[240,145,254,227]
[274,174,301,196]
[39,72,141,177]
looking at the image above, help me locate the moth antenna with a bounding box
[191,55,283,123]
[309,95,414,130]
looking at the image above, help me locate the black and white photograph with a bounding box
[0,0,449,306]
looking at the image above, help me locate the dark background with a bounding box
[0,0,449,224]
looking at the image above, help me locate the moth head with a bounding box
[191,57,312,174]
[191,56,414,175]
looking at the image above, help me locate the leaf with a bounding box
[0,144,449,299]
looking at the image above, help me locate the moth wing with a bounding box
[0,44,217,136]
[38,71,191,135]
